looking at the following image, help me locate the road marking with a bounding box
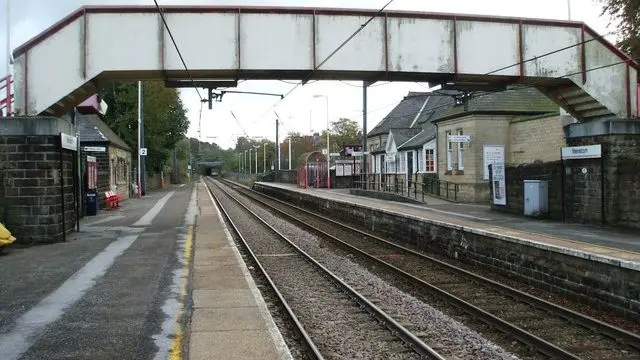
[0,234,139,360]
[84,214,126,226]
[134,191,176,226]
[153,185,197,360]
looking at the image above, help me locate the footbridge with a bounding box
[10,6,639,121]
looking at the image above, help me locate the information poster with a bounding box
[491,162,506,206]
[483,145,505,180]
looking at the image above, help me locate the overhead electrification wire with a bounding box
[153,0,204,102]
[257,0,396,120]
[485,30,619,76]
[230,110,249,137]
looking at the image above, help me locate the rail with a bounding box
[207,178,447,360]
[352,175,460,203]
[226,178,640,359]
[204,179,324,360]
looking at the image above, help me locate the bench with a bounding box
[104,191,121,210]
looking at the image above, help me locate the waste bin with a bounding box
[86,189,98,216]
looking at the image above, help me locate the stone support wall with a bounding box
[0,117,77,244]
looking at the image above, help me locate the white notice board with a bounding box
[483,145,505,180]
[491,162,507,206]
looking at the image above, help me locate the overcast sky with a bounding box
[1,0,617,149]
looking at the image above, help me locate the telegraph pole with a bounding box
[276,118,280,171]
[137,81,142,199]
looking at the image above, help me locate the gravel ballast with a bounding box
[210,182,424,359]
[215,180,521,360]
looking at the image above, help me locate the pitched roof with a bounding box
[432,87,558,122]
[77,114,132,151]
[367,92,431,137]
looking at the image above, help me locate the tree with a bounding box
[597,0,640,61]
[99,81,189,173]
[320,118,361,153]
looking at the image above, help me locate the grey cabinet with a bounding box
[524,180,549,217]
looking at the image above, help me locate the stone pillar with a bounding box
[0,117,77,244]
[565,119,640,228]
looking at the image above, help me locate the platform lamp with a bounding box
[313,94,330,189]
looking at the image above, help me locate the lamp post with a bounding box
[288,137,292,170]
[263,142,267,173]
[313,94,330,189]
[254,145,259,174]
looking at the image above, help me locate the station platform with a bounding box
[253,182,640,270]
[190,182,292,360]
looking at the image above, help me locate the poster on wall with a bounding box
[483,145,505,180]
[492,162,507,206]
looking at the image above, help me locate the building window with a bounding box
[425,148,436,173]
[457,129,464,170]
[417,149,423,172]
[398,152,405,173]
[446,130,453,171]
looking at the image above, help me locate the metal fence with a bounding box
[353,175,460,203]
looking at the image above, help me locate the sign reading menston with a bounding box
[561,144,602,160]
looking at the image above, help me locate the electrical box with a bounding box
[524,180,549,217]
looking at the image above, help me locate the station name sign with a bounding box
[448,135,471,143]
[561,144,602,160]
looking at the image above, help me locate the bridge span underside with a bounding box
[11,6,638,121]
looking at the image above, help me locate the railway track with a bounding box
[219,178,640,360]
[205,179,445,360]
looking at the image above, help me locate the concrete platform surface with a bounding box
[190,182,292,360]
[0,184,199,360]
[255,182,640,270]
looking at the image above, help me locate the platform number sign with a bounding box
[140,148,148,156]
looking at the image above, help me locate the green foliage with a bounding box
[597,0,640,60]
[319,118,362,153]
[99,81,189,173]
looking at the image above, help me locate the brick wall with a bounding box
[509,114,567,164]
[491,161,564,219]
[0,135,77,244]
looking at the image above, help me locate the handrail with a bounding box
[352,175,460,203]
[1,74,14,116]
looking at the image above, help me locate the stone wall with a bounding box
[254,183,640,318]
[0,134,77,244]
[565,120,640,228]
[491,161,564,219]
[509,114,568,164]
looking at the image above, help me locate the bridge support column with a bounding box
[362,81,371,190]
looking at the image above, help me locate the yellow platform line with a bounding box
[169,224,193,360]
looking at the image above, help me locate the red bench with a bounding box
[104,191,121,210]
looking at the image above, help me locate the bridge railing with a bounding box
[0,75,13,117]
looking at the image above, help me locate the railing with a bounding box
[0,74,14,117]
[352,175,460,203]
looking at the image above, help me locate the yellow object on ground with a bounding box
[0,222,16,247]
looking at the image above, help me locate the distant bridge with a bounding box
[10,5,638,122]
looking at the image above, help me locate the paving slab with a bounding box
[191,307,268,332]
[193,289,258,308]
[189,331,282,360]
